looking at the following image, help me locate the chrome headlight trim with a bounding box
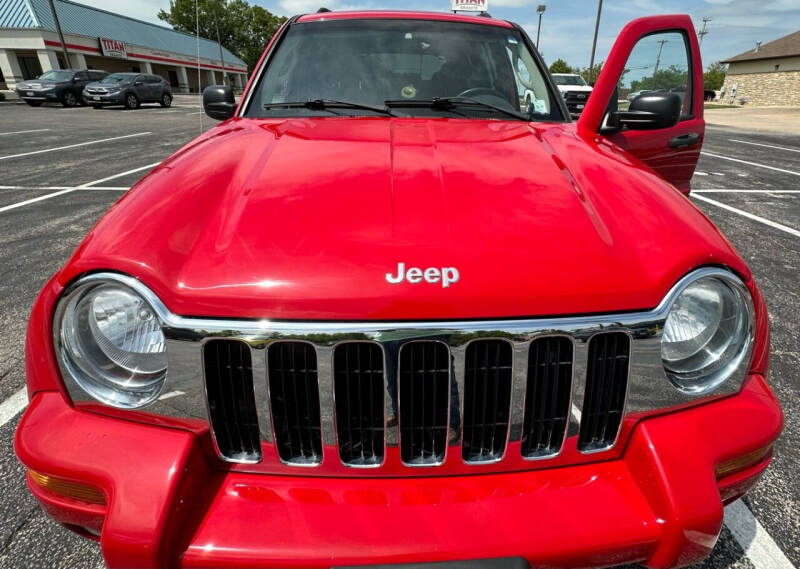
[54,275,169,409]
[660,270,754,395]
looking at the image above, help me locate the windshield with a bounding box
[553,75,587,86]
[38,70,74,82]
[101,73,136,84]
[246,19,558,120]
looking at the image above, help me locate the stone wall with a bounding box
[721,70,800,106]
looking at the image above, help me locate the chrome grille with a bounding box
[398,341,451,466]
[462,340,513,463]
[203,340,262,463]
[578,333,631,452]
[333,342,385,466]
[521,336,573,459]
[63,269,754,473]
[267,342,323,465]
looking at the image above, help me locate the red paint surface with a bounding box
[297,10,514,27]
[14,375,782,568]
[57,117,744,321]
[579,15,705,192]
[18,12,785,569]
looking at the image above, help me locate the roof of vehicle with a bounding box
[296,10,514,29]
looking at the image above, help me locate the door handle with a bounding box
[669,133,700,148]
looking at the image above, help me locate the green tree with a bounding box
[549,58,573,74]
[579,62,603,85]
[703,61,727,91]
[629,65,688,92]
[158,0,285,73]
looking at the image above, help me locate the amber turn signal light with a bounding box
[28,469,106,505]
[715,445,773,480]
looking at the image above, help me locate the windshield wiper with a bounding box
[385,97,529,121]
[263,99,395,116]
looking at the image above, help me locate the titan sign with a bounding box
[451,0,487,11]
[99,37,127,59]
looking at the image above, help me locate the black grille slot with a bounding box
[203,340,262,463]
[462,340,513,463]
[578,332,630,452]
[521,337,573,458]
[268,342,323,465]
[398,341,450,465]
[334,343,385,466]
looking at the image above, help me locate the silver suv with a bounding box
[83,73,173,110]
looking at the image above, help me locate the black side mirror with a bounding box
[203,85,237,121]
[607,92,681,131]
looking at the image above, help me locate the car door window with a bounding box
[75,72,89,82]
[619,31,692,118]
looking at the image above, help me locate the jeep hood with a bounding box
[63,117,746,320]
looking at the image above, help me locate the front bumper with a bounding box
[15,374,781,569]
[83,91,123,104]
[16,89,58,101]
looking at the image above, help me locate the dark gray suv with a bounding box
[83,73,173,110]
[15,69,108,107]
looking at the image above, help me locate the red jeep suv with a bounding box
[15,10,782,569]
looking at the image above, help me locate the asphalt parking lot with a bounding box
[0,100,798,569]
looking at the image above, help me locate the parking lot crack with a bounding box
[0,505,37,555]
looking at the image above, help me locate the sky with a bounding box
[74,0,800,70]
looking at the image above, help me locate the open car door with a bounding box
[578,15,704,193]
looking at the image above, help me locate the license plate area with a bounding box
[334,559,529,569]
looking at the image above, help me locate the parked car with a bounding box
[15,69,107,107]
[16,10,781,569]
[627,88,653,101]
[83,73,173,109]
[551,72,593,116]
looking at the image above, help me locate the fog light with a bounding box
[715,445,773,480]
[28,469,106,505]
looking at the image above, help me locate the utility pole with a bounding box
[536,5,546,49]
[653,39,668,76]
[588,0,603,84]
[212,0,227,85]
[47,0,70,68]
[698,17,711,46]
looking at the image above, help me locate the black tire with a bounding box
[25,100,43,107]
[159,93,173,108]
[124,92,139,110]
[61,90,78,107]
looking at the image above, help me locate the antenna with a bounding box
[195,0,204,133]
[698,17,711,46]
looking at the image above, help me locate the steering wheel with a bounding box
[456,87,515,110]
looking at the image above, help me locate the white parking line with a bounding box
[0,132,151,161]
[0,128,50,136]
[0,388,27,428]
[693,194,800,238]
[0,186,130,191]
[0,162,158,214]
[730,139,800,154]
[725,500,796,569]
[694,189,800,194]
[701,152,800,177]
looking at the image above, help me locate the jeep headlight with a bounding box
[661,273,753,394]
[56,279,167,408]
